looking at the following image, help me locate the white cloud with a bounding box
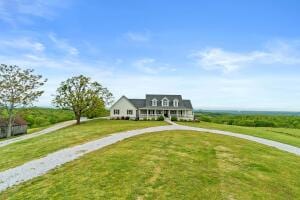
[0,0,70,26]
[133,58,176,74]
[49,33,79,56]
[133,58,156,73]
[0,52,115,106]
[0,38,45,52]
[191,40,300,72]
[125,31,150,42]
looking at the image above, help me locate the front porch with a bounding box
[138,109,193,120]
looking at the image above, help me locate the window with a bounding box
[173,99,179,107]
[148,110,155,115]
[114,109,120,115]
[162,99,169,107]
[152,99,157,106]
[170,110,176,114]
[127,110,133,115]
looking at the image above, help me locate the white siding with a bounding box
[110,97,137,119]
[186,110,193,115]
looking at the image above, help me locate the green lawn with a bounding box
[1,131,299,199]
[178,121,300,147]
[0,119,166,172]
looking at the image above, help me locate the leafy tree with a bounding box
[84,96,108,119]
[0,64,47,137]
[53,75,113,124]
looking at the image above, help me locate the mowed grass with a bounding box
[1,131,299,199]
[178,121,300,147]
[0,119,166,172]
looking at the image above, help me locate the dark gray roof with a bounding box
[112,94,193,110]
[128,99,146,108]
[182,100,193,109]
[143,94,193,109]
[146,94,183,107]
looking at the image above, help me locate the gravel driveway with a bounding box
[0,122,299,192]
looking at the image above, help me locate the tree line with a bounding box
[0,107,74,128]
[195,112,300,129]
[0,64,114,138]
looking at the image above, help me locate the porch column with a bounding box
[155,109,157,119]
[168,110,170,118]
[146,109,148,119]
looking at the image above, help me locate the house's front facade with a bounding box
[110,94,194,120]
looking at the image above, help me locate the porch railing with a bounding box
[139,114,193,118]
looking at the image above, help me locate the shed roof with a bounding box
[0,116,28,127]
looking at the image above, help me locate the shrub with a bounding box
[125,116,130,120]
[254,120,275,127]
[171,116,177,121]
[116,117,120,120]
[157,115,164,121]
[199,116,212,122]
[121,116,125,120]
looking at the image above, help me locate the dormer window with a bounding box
[152,98,157,106]
[162,97,169,107]
[173,99,179,107]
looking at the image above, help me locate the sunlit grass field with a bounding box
[0,119,166,172]
[178,121,300,147]
[2,130,299,199]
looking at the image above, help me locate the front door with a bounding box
[164,110,168,117]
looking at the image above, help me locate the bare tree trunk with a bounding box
[7,104,14,138]
[75,111,81,125]
[76,115,81,124]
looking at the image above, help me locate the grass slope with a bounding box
[178,121,300,147]
[1,131,299,199]
[0,119,166,172]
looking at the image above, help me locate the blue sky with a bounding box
[1,0,300,111]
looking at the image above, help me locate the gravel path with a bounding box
[0,118,91,148]
[0,123,299,192]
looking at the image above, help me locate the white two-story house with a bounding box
[110,94,194,120]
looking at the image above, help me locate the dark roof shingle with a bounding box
[146,94,183,107]
[128,99,146,108]
[182,100,193,109]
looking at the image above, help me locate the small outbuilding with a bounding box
[0,116,28,138]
